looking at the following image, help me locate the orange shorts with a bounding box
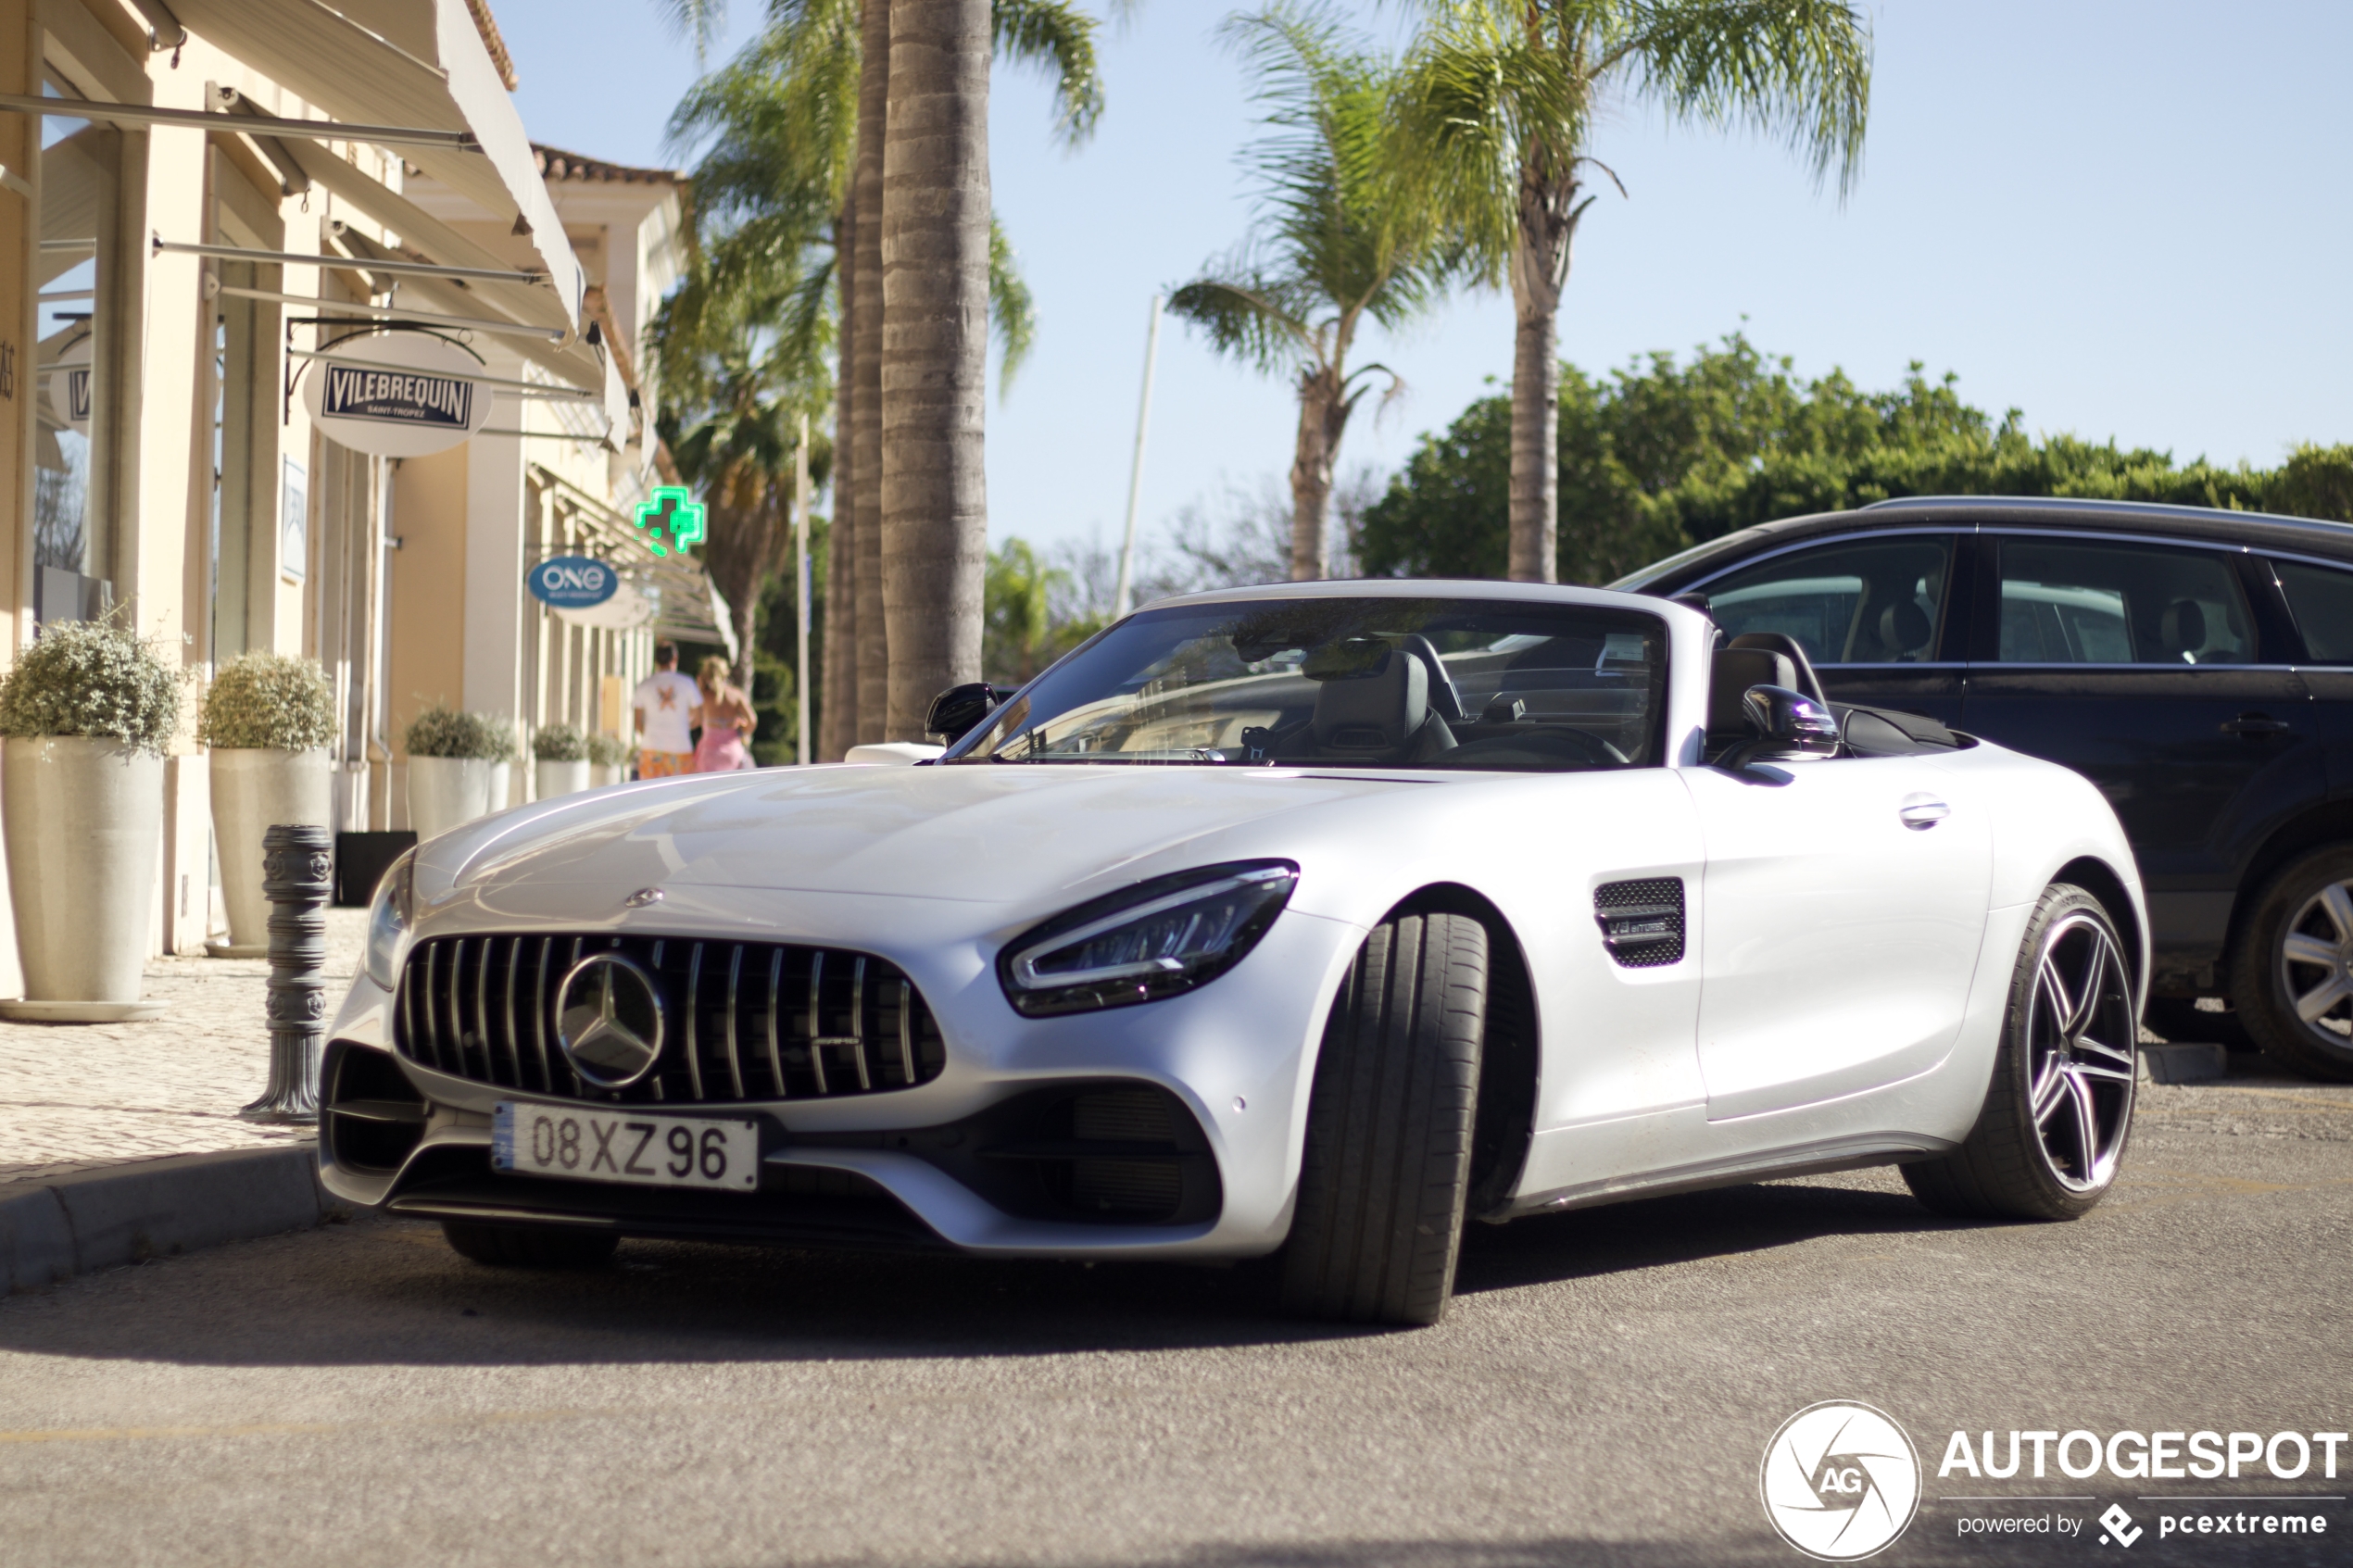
[637,749,693,779]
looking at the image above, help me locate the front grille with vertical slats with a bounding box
[393,935,948,1103]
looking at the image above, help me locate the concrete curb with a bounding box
[0,1143,330,1293]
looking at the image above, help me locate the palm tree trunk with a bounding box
[1288,363,1345,581]
[823,201,858,761]
[880,0,990,739]
[852,0,892,744]
[1508,161,1577,584]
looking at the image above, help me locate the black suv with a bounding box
[1618,495,2353,1081]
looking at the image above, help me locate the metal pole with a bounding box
[1112,294,1164,621]
[795,414,812,767]
[241,825,332,1123]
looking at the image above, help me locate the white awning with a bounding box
[162,0,582,332]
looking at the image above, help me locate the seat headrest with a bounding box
[2161,598,2207,657]
[1879,599,1933,656]
[1311,646,1428,751]
[1709,646,1798,734]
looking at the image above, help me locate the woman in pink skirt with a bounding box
[689,655,758,771]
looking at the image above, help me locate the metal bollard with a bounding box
[239,824,332,1123]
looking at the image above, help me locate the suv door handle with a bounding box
[1898,794,1950,831]
[2221,713,2293,736]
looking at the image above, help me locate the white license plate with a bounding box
[492,1103,761,1191]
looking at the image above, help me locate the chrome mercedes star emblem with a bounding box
[625,887,665,908]
[554,953,664,1088]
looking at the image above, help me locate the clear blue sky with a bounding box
[502,1,2353,556]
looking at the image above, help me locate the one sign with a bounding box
[301,332,492,458]
[632,485,707,558]
[528,555,620,608]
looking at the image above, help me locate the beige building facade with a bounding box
[0,0,706,990]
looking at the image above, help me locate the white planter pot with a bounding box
[208,746,332,954]
[589,763,628,789]
[408,756,510,842]
[535,759,590,800]
[2,735,165,1008]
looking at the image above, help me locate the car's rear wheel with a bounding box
[442,1221,620,1268]
[2230,846,2353,1082]
[1903,884,2137,1221]
[1280,911,1487,1326]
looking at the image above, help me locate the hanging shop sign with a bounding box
[528,555,620,608]
[46,336,91,436]
[301,332,491,458]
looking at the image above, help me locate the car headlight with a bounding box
[363,849,417,993]
[1000,860,1298,1017]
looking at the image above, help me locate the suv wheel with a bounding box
[2231,846,2353,1082]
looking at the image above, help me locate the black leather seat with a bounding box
[1706,646,1800,758]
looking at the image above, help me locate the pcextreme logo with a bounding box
[1761,1401,1924,1561]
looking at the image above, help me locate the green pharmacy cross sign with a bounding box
[633,485,707,557]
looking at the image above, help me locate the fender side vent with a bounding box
[1594,878,1685,968]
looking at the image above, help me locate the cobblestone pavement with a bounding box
[0,909,366,1187]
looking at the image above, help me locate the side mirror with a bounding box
[1739,684,1840,759]
[925,682,1003,745]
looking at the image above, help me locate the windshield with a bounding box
[946,596,1669,771]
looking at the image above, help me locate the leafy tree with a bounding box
[1357,333,2353,583]
[1168,3,1454,582]
[1398,0,1870,582]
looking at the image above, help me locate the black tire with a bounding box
[1280,911,1488,1326]
[1903,884,2138,1222]
[2229,845,2353,1082]
[442,1221,619,1269]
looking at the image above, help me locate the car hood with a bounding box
[426,763,1434,911]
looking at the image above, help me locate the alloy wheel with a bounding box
[2276,879,2353,1049]
[2023,910,2136,1192]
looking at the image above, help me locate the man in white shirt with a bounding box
[633,643,700,778]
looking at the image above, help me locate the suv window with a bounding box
[1699,536,1952,665]
[2273,560,2353,663]
[1997,539,2255,665]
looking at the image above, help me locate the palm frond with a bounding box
[989,215,1038,397]
[993,0,1107,146]
[1616,0,1870,196]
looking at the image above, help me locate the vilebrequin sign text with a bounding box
[301,332,493,458]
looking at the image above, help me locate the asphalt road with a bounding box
[3,1072,2349,1568]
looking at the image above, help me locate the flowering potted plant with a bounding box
[198,651,334,956]
[405,704,514,841]
[532,721,590,800]
[0,619,184,1017]
[586,730,632,788]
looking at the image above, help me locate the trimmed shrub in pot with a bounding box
[198,651,334,956]
[0,619,184,1014]
[405,704,514,841]
[532,721,590,800]
[585,731,632,788]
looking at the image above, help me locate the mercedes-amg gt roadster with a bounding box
[323,582,2147,1324]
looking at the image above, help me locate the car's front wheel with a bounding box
[1280,911,1488,1326]
[1904,883,2138,1221]
[442,1221,620,1269]
[2231,846,2353,1082]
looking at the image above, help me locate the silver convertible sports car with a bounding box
[324,582,2147,1324]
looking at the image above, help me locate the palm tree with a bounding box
[654,0,1099,752]
[872,0,1105,738]
[1167,3,1453,582]
[1401,0,1870,582]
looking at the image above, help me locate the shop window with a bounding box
[33,91,118,625]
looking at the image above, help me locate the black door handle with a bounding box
[2221,713,2293,736]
